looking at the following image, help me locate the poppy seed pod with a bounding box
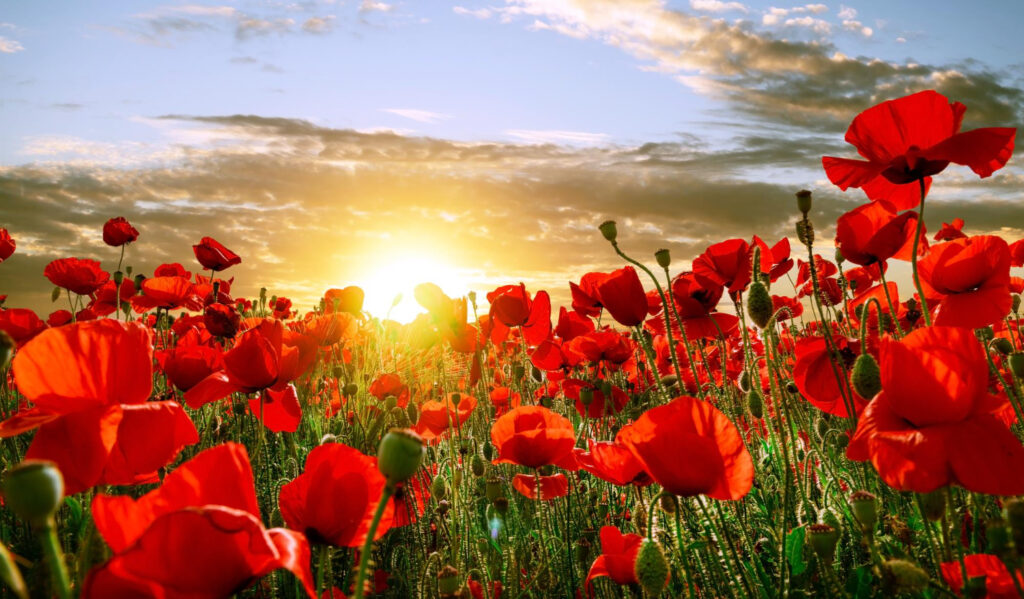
[807,523,840,565]
[437,565,460,596]
[598,220,618,243]
[2,460,64,528]
[851,353,882,399]
[796,190,813,215]
[917,489,946,521]
[746,281,773,328]
[850,491,878,532]
[634,539,670,597]
[655,248,671,268]
[377,428,424,486]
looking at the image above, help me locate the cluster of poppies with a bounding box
[0,89,1023,598]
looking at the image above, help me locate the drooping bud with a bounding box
[738,370,751,392]
[634,539,670,597]
[881,559,929,594]
[796,190,813,215]
[598,220,618,243]
[746,388,764,419]
[851,353,882,399]
[2,460,64,528]
[377,428,424,486]
[50,286,61,302]
[850,491,878,533]
[654,248,671,269]
[917,489,946,522]
[579,388,594,407]
[747,280,773,328]
[807,523,840,565]
[1010,353,1024,379]
[991,338,1013,355]
[659,494,677,514]
[1013,294,1021,313]
[406,402,418,424]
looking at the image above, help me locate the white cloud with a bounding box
[453,6,494,19]
[504,129,609,145]
[689,0,748,13]
[0,36,24,53]
[381,108,452,123]
[784,16,831,35]
[837,5,857,20]
[302,16,335,34]
[359,1,394,12]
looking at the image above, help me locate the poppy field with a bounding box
[0,89,1023,598]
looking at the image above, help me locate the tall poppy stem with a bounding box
[38,521,71,599]
[353,484,395,599]
[911,178,932,326]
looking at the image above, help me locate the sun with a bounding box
[354,255,474,323]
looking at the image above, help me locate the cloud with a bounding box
[689,0,747,14]
[359,1,394,13]
[0,35,23,53]
[453,6,494,19]
[504,129,610,145]
[302,15,335,34]
[3,116,1020,316]
[381,108,452,124]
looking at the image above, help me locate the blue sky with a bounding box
[1,1,1023,317]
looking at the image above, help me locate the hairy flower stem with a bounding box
[353,484,396,599]
[911,178,933,326]
[38,521,71,599]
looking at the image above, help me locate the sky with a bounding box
[2,0,1023,320]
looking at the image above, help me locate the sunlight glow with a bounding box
[353,255,473,323]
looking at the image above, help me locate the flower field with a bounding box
[0,89,1023,598]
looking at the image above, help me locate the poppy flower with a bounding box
[0,228,14,263]
[562,378,630,418]
[204,302,241,338]
[570,272,609,318]
[565,329,633,366]
[847,326,1024,494]
[193,236,242,272]
[1010,239,1024,267]
[468,579,503,599]
[391,472,430,527]
[751,236,794,282]
[835,200,922,266]
[416,393,477,441]
[933,217,967,241]
[44,257,110,295]
[574,439,652,487]
[185,319,307,432]
[131,276,201,312]
[490,405,576,469]
[102,217,139,247]
[554,306,594,341]
[586,526,643,588]
[665,272,738,340]
[89,278,137,316]
[279,442,394,548]
[918,235,1012,329]
[693,239,753,294]
[617,395,753,500]
[487,284,551,346]
[488,386,521,417]
[155,262,191,279]
[511,473,568,500]
[46,310,73,327]
[158,342,224,393]
[0,320,198,494]
[84,442,315,598]
[793,335,868,417]
[823,90,1016,210]
[940,554,1024,599]
[0,308,47,346]
[324,286,364,314]
[595,266,648,327]
[369,372,411,408]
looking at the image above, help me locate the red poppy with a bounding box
[392,472,430,527]
[369,372,411,408]
[565,329,633,366]
[204,302,241,337]
[416,393,477,441]
[185,319,307,432]
[617,396,753,499]
[102,217,139,247]
[694,239,753,294]
[89,278,137,316]
[823,90,1016,209]
[0,228,15,262]
[193,236,242,272]
[933,217,967,241]
[586,526,643,588]
[562,378,630,418]
[468,579,503,599]
[570,272,609,318]
[0,320,198,494]
[131,276,201,312]
[84,443,315,598]
[595,266,648,327]
[771,295,803,321]
[666,272,738,340]
[44,257,110,295]
[157,339,224,393]
[487,284,551,346]
[835,200,922,266]
[272,296,293,319]
[940,554,1024,599]
[46,310,73,327]
[918,235,1012,329]
[1010,239,1024,267]
[154,262,191,279]
[279,442,394,547]
[488,386,521,417]
[0,308,47,346]
[574,439,652,487]
[847,327,1024,494]
[555,306,594,341]
[490,405,576,469]
[751,236,794,282]
[793,336,868,417]
[511,473,568,500]
[844,263,885,296]
[324,286,364,314]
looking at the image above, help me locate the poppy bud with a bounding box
[746,388,764,419]
[471,454,485,477]
[634,539,670,597]
[482,441,493,461]
[660,374,678,392]
[917,489,946,521]
[815,417,829,439]
[1005,498,1024,550]
[0,330,13,371]
[738,370,751,392]
[785,381,798,394]
[539,395,552,408]
[881,559,929,594]
[598,220,618,243]
[807,523,839,565]
[431,475,449,501]
[851,353,882,399]
[113,270,124,287]
[452,469,463,487]
[849,491,878,533]
[389,406,409,427]
[991,338,1013,355]
[320,434,337,444]
[746,281,773,328]
[50,286,61,302]
[531,366,543,382]
[986,518,1011,558]
[384,395,398,411]
[2,460,63,528]
[579,388,594,407]
[1013,294,1021,313]
[655,248,671,268]
[659,494,677,514]
[377,428,424,486]
[134,274,146,288]
[437,565,460,596]
[831,433,849,450]
[796,190,813,215]
[406,402,418,424]
[344,383,358,396]
[796,220,814,246]
[834,248,845,265]
[1010,353,1024,379]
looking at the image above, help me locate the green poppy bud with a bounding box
[881,559,929,594]
[471,454,485,477]
[796,190,813,215]
[747,281,773,328]
[598,220,618,243]
[851,353,882,399]
[579,388,594,406]
[384,395,398,411]
[2,460,64,528]
[992,338,1013,355]
[655,248,671,268]
[917,489,946,521]
[406,402,419,424]
[50,286,61,302]
[634,539,670,597]
[746,388,764,419]
[377,428,424,486]
[431,475,449,501]
[1010,353,1024,379]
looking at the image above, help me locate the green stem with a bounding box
[353,484,396,599]
[911,178,932,326]
[38,522,72,599]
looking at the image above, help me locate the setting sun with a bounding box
[352,254,474,323]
